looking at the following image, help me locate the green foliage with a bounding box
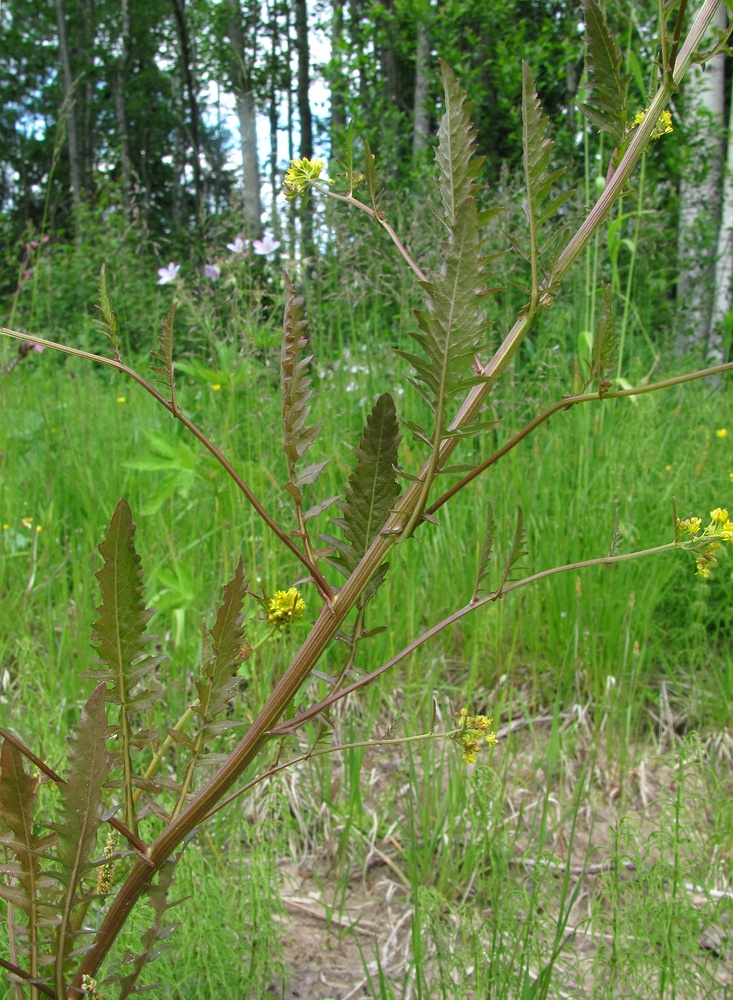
[396,64,492,444]
[581,0,631,146]
[88,498,161,833]
[519,62,573,284]
[0,742,54,986]
[53,684,111,996]
[323,393,401,604]
[150,301,178,409]
[95,265,120,362]
[280,273,327,505]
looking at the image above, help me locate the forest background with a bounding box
[3,0,733,997]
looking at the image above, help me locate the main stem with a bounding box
[72,2,723,988]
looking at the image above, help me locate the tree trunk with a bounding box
[269,3,281,241]
[675,4,727,354]
[412,17,430,164]
[170,0,203,216]
[285,4,296,258]
[55,0,82,211]
[707,71,733,366]
[330,0,346,160]
[294,0,314,260]
[115,0,133,216]
[228,0,263,239]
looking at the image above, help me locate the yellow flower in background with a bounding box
[21,517,33,529]
[211,384,221,391]
[116,396,126,404]
[266,588,306,629]
[716,428,728,438]
[35,524,42,533]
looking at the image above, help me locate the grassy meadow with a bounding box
[2,266,733,997]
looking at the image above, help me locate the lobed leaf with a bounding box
[90,499,162,835]
[54,684,112,997]
[400,65,494,437]
[150,301,178,407]
[474,501,497,601]
[521,62,572,272]
[324,394,401,604]
[0,741,55,987]
[582,0,630,146]
[405,200,491,413]
[95,264,119,360]
[588,283,617,393]
[435,61,485,229]
[195,559,249,727]
[281,273,323,503]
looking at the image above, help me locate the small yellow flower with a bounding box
[716,428,729,439]
[21,517,33,529]
[453,708,498,762]
[116,396,126,404]
[283,157,326,200]
[628,108,673,139]
[35,524,42,533]
[266,587,306,629]
[2,524,8,531]
[211,384,221,391]
[665,464,672,472]
[677,516,702,536]
[711,507,729,524]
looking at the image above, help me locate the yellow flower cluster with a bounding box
[629,108,673,139]
[283,157,326,200]
[453,707,498,764]
[677,507,733,577]
[266,587,306,629]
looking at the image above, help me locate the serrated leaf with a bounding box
[324,394,400,605]
[91,499,160,836]
[406,67,493,434]
[474,501,497,600]
[150,301,178,407]
[281,273,322,503]
[195,559,248,726]
[582,0,630,146]
[302,495,341,521]
[590,284,617,393]
[503,506,528,587]
[54,684,111,996]
[95,264,119,360]
[436,61,485,228]
[522,62,569,280]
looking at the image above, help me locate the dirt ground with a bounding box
[261,716,733,1000]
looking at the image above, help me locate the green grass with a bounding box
[2,326,733,998]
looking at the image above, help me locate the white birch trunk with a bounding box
[675,5,727,353]
[707,72,733,365]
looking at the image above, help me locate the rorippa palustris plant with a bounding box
[2,1,733,995]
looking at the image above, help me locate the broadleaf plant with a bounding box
[1,2,731,994]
